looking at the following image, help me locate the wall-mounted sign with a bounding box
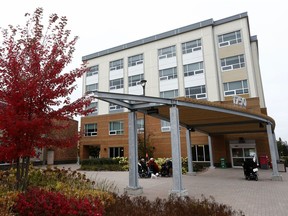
[233,95,247,107]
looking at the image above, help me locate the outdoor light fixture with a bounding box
[140,79,147,160]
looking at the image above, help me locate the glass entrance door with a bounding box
[230,144,256,168]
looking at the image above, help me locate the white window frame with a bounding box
[182,39,202,54]
[109,121,124,135]
[109,78,124,90]
[161,120,171,132]
[221,55,245,71]
[86,102,98,114]
[128,74,144,87]
[84,123,97,136]
[86,65,99,77]
[224,80,248,96]
[185,85,207,99]
[218,30,242,47]
[183,62,204,77]
[128,54,144,67]
[110,59,123,71]
[86,83,98,93]
[160,89,178,99]
[158,45,176,59]
[159,67,177,80]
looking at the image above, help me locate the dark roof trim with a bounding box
[82,12,248,61]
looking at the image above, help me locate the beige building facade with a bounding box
[80,12,273,168]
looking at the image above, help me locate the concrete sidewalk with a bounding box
[50,164,288,216]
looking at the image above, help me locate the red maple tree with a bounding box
[0,8,92,190]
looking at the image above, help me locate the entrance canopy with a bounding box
[90,91,280,196]
[91,91,275,135]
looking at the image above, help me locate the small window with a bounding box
[110,78,124,90]
[182,39,202,54]
[192,145,210,162]
[159,67,177,80]
[86,65,98,77]
[128,54,143,67]
[128,74,144,87]
[109,121,124,135]
[110,59,123,71]
[161,120,171,132]
[221,55,245,71]
[218,30,242,47]
[109,147,124,158]
[86,83,98,93]
[185,85,207,99]
[137,119,144,133]
[183,62,204,77]
[223,80,248,96]
[109,103,123,112]
[160,89,178,99]
[158,46,176,59]
[84,123,97,136]
[86,102,98,114]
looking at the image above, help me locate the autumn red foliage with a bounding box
[14,187,103,216]
[0,8,92,189]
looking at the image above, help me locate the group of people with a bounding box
[138,157,172,178]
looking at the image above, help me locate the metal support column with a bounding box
[186,129,196,175]
[266,123,282,181]
[124,111,143,194]
[169,106,188,196]
[273,133,280,161]
[208,135,215,169]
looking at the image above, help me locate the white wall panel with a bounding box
[182,50,203,65]
[159,79,178,92]
[128,64,144,76]
[158,56,177,70]
[86,75,99,85]
[110,69,123,79]
[184,74,206,87]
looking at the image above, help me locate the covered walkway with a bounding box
[90,91,281,196]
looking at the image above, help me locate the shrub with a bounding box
[14,187,103,216]
[104,193,244,216]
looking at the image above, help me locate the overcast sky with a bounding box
[1,0,287,141]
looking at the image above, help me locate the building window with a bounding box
[110,59,123,71]
[218,30,242,47]
[161,120,171,132]
[84,123,97,136]
[221,54,245,71]
[109,121,124,135]
[128,74,144,87]
[224,80,248,96]
[109,103,123,112]
[137,119,144,133]
[86,65,98,77]
[86,83,98,93]
[109,147,124,158]
[128,54,143,67]
[192,145,210,162]
[185,85,207,99]
[159,67,177,81]
[86,102,98,113]
[110,78,124,90]
[183,62,204,77]
[158,45,176,59]
[182,39,202,54]
[160,89,178,98]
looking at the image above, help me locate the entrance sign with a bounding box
[233,95,247,107]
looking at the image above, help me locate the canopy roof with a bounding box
[91,91,275,135]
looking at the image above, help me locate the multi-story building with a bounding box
[80,12,275,168]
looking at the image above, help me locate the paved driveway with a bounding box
[54,165,288,216]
